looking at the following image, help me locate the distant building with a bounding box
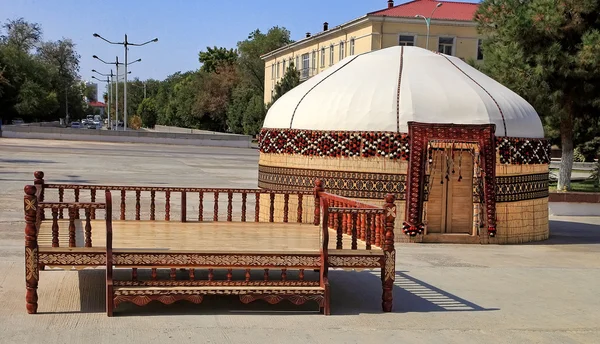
[88,101,106,117]
[261,0,482,104]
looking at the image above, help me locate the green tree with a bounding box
[198,46,238,73]
[271,63,300,104]
[237,27,293,95]
[227,85,265,135]
[0,18,42,52]
[37,39,82,120]
[242,94,266,136]
[137,97,158,128]
[475,0,600,190]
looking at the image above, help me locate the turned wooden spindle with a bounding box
[281,269,287,281]
[227,192,233,222]
[208,269,214,281]
[245,269,251,282]
[213,192,219,222]
[84,208,92,247]
[132,268,138,281]
[170,268,177,281]
[135,191,141,220]
[360,214,366,241]
[366,214,372,250]
[51,208,59,247]
[328,201,334,229]
[198,191,204,221]
[150,191,156,220]
[34,171,45,220]
[165,190,171,221]
[24,186,39,314]
[299,269,305,281]
[181,191,187,223]
[68,208,76,247]
[382,194,396,312]
[351,213,358,250]
[283,194,289,223]
[241,193,247,222]
[375,214,382,247]
[90,189,96,219]
[297,194,303,223]
[254,193,260,222]
[227,269,232,282]
[342,211,348,236]
[336,212,343,249]
[58,187,64,219]
[263,269,269,281]
[189,269,195,281]
[151,268,157,281]
[74,189,80,219]
[313,179,324,226]
[269,193,275,223]
[120,190,126,220]
[371,214,377,246]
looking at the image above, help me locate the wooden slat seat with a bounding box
[37,220,381,254]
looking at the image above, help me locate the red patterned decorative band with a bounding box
[259,129,550,165]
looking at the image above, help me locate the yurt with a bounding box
[258,46,550,244]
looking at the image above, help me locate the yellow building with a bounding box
[262,0,482,104]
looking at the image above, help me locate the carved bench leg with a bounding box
[25,186,39,314]
[25,247,39,314]
[381,251,395,312]
[106,284,114,317]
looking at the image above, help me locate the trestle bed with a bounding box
[24,171,396,316]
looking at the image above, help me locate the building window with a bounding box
[271,64,275,80]
[350,38,355,55]
[301,53,310,79]
[321,47,325,67]
[282,59,286,73]
[296,56,299,70]
[276,62,280,78]
[438,37,454,55]
[399,35,415,46]
[477,39,484,60]
[329,44,334,66]
[339,41,345,60]
[311,51,316,70]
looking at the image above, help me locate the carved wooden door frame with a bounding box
[403,122,497,237]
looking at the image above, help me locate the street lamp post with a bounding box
[93,55,134,130]
[415,2,443,50]
[93,33,158,130]
[92,69,116,128]
[91,75,110,127]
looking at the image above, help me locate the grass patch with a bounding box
[549,179,600,192]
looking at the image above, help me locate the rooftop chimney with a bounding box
[388,0,394,8]
[323,22,329,31]
[306,32,311,38]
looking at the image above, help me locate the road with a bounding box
[0,138,599,343]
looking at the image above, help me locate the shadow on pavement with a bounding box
[527,220,600,245]
[38,267,498,316]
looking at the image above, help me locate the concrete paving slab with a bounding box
[0,138,599,343]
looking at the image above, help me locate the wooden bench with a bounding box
[24,171,396,316]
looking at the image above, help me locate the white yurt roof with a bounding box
[263,46,544,138]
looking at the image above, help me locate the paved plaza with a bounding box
[0,138,599,343]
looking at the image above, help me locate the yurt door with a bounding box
[426,149,473,234]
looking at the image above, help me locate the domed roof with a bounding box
[263,46,544,138]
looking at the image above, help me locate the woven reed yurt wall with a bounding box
[493,163,549,244]
[258,152,409,238]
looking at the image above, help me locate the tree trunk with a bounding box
[557,112,574,191]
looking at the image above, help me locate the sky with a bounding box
[1,0,479,85]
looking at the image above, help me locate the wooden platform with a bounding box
[38,220,383,254]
